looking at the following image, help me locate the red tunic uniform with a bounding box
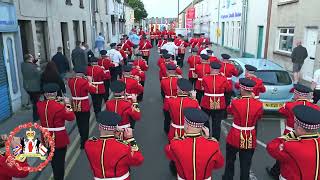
[150,31,156,40]
[190,38,199,48]
[37,99,75,148]
[165,134,224,180]
[155,29,161,40]
[124,39,134,50]
[138,40,152,57]
[246,75,266,98]
[195,63,211,91]
[85,136,144,180]
[157,57,166,68]
[0,154,29,180]
[226,96,263,149]
[201,73,231,110]
[159,62,182,81]
[187,55,201,78]
[121,43,132,56]
[162,30,168,39]
[138,30,145,36]
[279,100,320,134]
[168,30,176,39]
[105,97,141,128]
[161,76,179,110]
[209,56,219,63]
[133,59,148,72]
[120,76,144,96]
[68,75,97,112]
[220,61,239,87]
[197,46,206,55]
[98,57,114,80]
[157,39,167,48]
[164,96,200,141]
[176,40,189,55]
[87,65,109,94]
[131,68,146,82]
[267,133,320,180]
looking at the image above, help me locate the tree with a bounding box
[125,0,148,22]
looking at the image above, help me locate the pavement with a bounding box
[0,46,308,180]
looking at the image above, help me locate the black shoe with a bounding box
[266,167,279,180]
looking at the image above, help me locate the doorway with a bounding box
[302,27,318,81]
[221,22,225,46]
[73,20,80,44]
[18,20,34,55]
[257,26,264,58]
[61,22,70,59]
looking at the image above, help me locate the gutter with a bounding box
[264,0,272,58]
[240,0,248,57]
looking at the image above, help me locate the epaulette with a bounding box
[206,137,218,142]
[173,136,184,141]
[116,139,129,145]
[280,132,299,141]
[88,136,98,141]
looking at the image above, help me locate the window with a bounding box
[225,22,229,47]
[254,70,292,85]
[65,0,72,5]
[105,0,109,14]
[112,22,116,36]
[82,21,87,42]
[277,28,294,53]
[6,38,18,94]
[79,0,84,8]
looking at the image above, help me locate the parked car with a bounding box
[228,58,294,111]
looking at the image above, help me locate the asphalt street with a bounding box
[66,47,281,180]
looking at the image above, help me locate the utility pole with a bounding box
[240,0,248,57]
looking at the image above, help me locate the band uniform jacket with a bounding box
[157,57,166,68]
[189,38,199,48]
[37,99,75,148]
[194,63,211,91]
[138,40,152,57]
[120,76,144,96]
[105,97,141,128]
[157,40,167,49]
[161,76,179,110]
[165,134,224,180]
[246,75,266,98]
[175,40,189,55]
[201,73,232,110]
[164,95,200,141]
[278,100,320,135]
[226,96,263,149]
[124,39,134,54]
[0,153,29,180]
[121,43,132,56]
[68,75,97,112]
[159,62,182,81]
[187,55,201,79]
[209,56,219,63]
[87,65,109,94]
[131,67,146,82]
[85,135,144,180]
[161,30,168,39]
[98,57,114,80]
[267,133,320,180]
[220,62,239,87]
[133,59,149,72]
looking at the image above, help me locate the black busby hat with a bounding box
[166,63,177,71]
[239,78,256,92]
[183,108,209,128]
[245,65,257,72]
[110,80,126,93]
[97,111,122,131]
[210,62,221,69]
[221,54,231,60]
[200,54,209,60]
[123,65,132,72]
[293,105,320,130]
[100,50,107,56]
[43,83,60,93]
[178,78,193,91]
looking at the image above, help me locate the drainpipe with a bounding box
[264,0,272,58]
[239,0,248,57]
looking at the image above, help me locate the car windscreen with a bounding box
[254,70,292,85]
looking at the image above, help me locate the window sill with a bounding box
[80,5,85,9]
[273,50,291,57]
[278,0,299,6]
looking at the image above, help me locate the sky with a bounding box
[141,0,193,18]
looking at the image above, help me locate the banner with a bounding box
[186,8,195,19]
[185,18,193,29]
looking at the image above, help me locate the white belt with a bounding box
[255,96,260,99]
[189,68,195,71]
[204,93,224,97]
[198,78,203,81]
[92,81,104,85]
[72,96,89,100]
[171,123,184,129]
[232,123,255,131]
[279,174,287,180]
[94,172,130,180]
[285,126,294,132]
[178,174,211,180]
[165,95,176,99]
[227,77,232,80]
[44,126,66,132]
[117,124,131,129]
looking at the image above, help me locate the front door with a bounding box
[2,33,21,112]
[302,28,318,81]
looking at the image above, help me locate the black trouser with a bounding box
[163,110,171,134]
[90,94,103,116]
[129,117,136,129]
[269,161,281,177]
[142,56,149,65]
[202,108,226,141]
[110,66,122,81]
[137,81,145,102]
[51,146,67,180]
[189,78,197,88]
[313,89,320,104]
[27,91,40,122]
[176,54,185,68]
[75,112,90,148]
[103,80,110,101]
[196,90,204,104]
[223,143,255,180]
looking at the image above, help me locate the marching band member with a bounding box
[187,48,202,87]
[120,65,144,102]
[194,54,211,103]
[138,35,153,65]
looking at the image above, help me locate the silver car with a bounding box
[229,58,294,111]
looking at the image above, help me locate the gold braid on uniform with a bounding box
[126,138,139,151]
[280,132,298,141]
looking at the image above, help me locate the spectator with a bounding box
[72,41,87,72]
[107,43,123,81]
[51,47,70,79]
[21,54,41,122]
[161,38,178,58]
[82,42,95,62]
[40,61,66,97]
[291,41,308,83]
[95,33,105,52]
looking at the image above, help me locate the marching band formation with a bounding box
[0,27,320,180]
